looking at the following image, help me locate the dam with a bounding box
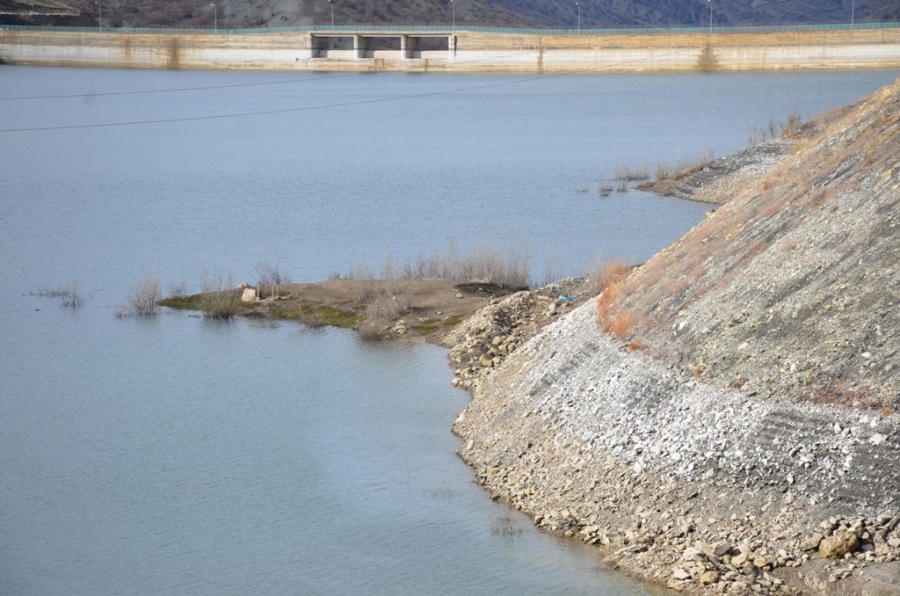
[1,23,900,72]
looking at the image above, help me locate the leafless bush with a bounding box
[446,241,530,288]
[256,261,292,299]
[199,272,240,320]
[537,255,566,288]
[344,239,531,288]
[654,147,715,180]
[614,162,650,182]
[584,257,629,297]
[60,281,83,308]
[491,513,523,537]
[364,286,411,326]
[256,261,292,286]
[129,274,161,316]
[427,478,455,498]
[168,280,187,298]
[655,161,671,180]
[34,281,84,308]
[748,115,783,146]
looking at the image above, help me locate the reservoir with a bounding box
[1,66,896,595]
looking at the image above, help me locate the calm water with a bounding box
[1,66,897,595]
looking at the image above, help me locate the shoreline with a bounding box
[156,87,900,593]
[452,299,900,595]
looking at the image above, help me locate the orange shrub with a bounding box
[605,313,634,339]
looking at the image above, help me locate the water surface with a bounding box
[1,66,896,595]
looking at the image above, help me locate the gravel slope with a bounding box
[451,79,900,594]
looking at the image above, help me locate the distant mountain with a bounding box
[3,0,898,30]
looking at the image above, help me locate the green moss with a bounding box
[443,315,463,327]
[317,306,364,328]
[158,294,204,310]
[411,324,439,335]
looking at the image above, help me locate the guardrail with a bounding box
[2,21,899,37]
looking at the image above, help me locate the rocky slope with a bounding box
[450,80,900,594]
[616,78,900,412]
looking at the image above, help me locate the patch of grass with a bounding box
[443,314,464,327]
[316,306,364,328]
[411,319,441,335]
[159,293,205,310]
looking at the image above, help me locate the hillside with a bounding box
[3,0,900,30]
[451,80,900,595]
[613,79,900,412]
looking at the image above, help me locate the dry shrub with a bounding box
[628,339,647,351]
[199,272,240,320]
[36,281,84,308]
[60,281,83,308]
[587,259,630,298]
[345,239,530,288]
[614,162,650,182]
[129,274,161,316]
[606,313,634,338]
[593,260,638,339]
[595,279,619,321]
[256,261,292,299]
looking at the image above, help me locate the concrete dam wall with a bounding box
[2,25,900,72]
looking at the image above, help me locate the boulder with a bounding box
[800,532,824,552]
[241,287,257,302]
[672,568,691,581]
[819,532,861,559]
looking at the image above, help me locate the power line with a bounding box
[0,72,359,102]
[0,48,695,134]
[0,75,548,133]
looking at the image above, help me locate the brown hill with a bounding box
[4,0,899,30]
[607,77,900,411]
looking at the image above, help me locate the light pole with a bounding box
[210,3,217,33]
[576,1,580,33]
[708,0,712,35]
[451,0,455,33]
[94,1,101,30]
[328,0,334,30]
[851,0,855,29]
